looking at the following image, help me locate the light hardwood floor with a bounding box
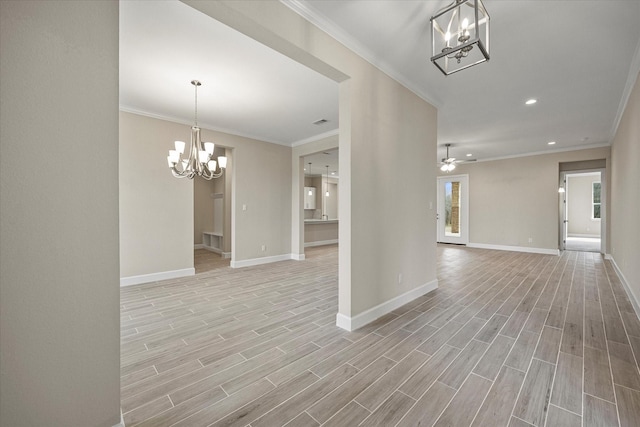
[120,245,640,426]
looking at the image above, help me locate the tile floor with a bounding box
[120,244,640,426]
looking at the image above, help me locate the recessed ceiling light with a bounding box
[466,153,472,157]
[525,99,537,105]
[548,141,556,145]
[331,171,336,175]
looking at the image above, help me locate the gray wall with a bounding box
[610,72,640,308]
[0,1,121,426]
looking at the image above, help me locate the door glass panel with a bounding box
[445,181,461,237]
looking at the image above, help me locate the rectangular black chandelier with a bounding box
[430,0,490,76]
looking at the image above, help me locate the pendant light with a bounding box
[325,165,330,197]
[430,0,490,75]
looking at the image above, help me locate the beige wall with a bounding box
[439,146,611,251]
[610,72,640,307]
[0,1,121,426]
[120,111,292,277]
[120,112,195,279]
[567,174,601,237]
[188,1,439,322]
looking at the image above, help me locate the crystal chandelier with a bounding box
[430,0,490,76]
[167,80,227,179]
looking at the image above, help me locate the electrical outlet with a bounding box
[242,204,247,211]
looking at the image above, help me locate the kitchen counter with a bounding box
[304,219,338,224]
[304,219,339,247]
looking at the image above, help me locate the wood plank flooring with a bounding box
[120,245,640,426]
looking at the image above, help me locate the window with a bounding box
[592,182,601,219]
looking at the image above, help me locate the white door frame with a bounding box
[559,168,606,253]
[437,174,469,245]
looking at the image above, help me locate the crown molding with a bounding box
[291,128,339,147]
[118,105,291,147]
[473,142,612,164]
[280,0,442,109]
[610,36,640,142]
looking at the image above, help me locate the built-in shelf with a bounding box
[202,231,223,254]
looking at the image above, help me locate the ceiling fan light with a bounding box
[448,163,456,171]
[441,164,449,172]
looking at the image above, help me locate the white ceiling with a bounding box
[119,0,338,146]
[120,0,640,164]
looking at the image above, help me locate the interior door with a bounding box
[437,175,469,244]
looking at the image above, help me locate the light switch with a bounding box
[242,204,247,211]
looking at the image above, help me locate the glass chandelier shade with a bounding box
[167,80,227,180]
[430,0,490,76]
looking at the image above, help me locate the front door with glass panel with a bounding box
[437,175,469,244]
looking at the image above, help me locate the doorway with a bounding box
[437,175,469,245]
[560,170,604,253]
[301,149,339,250]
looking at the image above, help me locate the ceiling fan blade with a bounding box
[454,158,477,163]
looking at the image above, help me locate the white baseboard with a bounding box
[567,234,601,238]
[606,255,640,318]
[113,409,125,427]
[231,254,293,268]
[467,242,560,256]
[335,279,439,331]
[120,268,195,287]
[291,253,306,261]
[203,246,223,255]
[304,239,339,248]
[194,244,204,249]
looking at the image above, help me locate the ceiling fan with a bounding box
[439,143,476,172]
